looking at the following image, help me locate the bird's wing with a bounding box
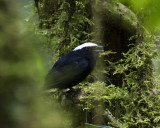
[45,57,89,89]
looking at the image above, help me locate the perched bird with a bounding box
[45,42,103,90]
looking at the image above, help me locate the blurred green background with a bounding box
[0,0,72,128]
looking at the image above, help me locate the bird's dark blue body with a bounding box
[45,42,101,89]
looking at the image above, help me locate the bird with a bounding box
[45,42,103,90]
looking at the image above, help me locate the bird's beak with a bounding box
[95,45,104,52]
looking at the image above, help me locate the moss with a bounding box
[81,30,160,127]
[34,0,160,127]
[36,0,93,59]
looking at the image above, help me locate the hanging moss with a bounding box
[33,0,160,127]
[35,0,93,60]
[81,30,160,127]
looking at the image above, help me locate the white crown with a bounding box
[73,42,98,51]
